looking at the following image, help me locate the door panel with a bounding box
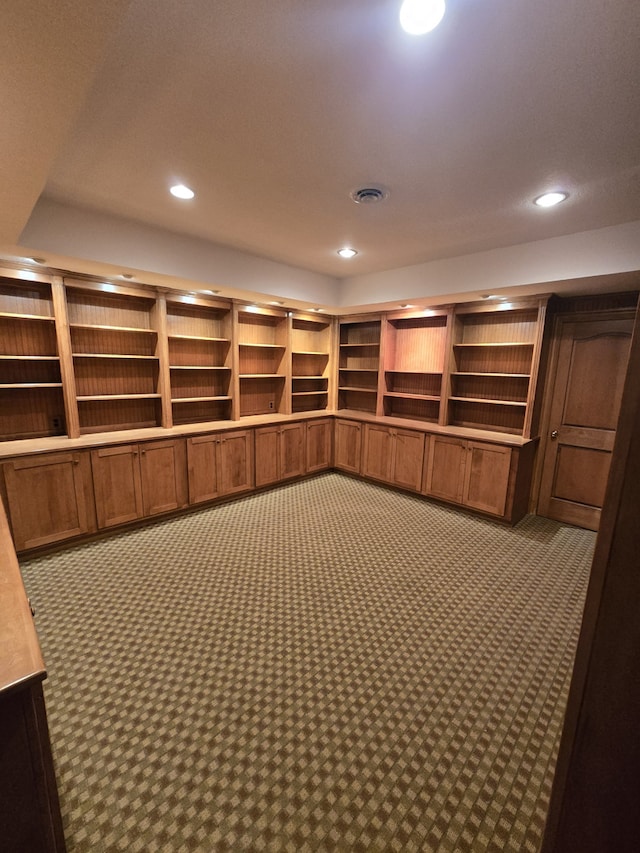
[92,445,143,529]
[306,419,332,472]
[280,423,305,480]
[334,420,362,474]
[463,442,511,517]
[392,429,425,492]
[425,436,466,503]
[219,430,254,495]
[362,424,392,482]
[538,317,633,530]
[187,435,220,504]
[139,440,187,517]
[255,426,280,487]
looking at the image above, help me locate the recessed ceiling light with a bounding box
[201,289,220,296]
[28,256,46,265]
[337,247,358,259]
[400,0,446,35]
[400,304,415,309]
[121,273,134,280]
[170,184,195,200]
[312,308,324,313]
[269,300,285,306]
[534,191,568,208]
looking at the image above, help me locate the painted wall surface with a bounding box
[20,197,340,305]
[18,197,640,309]
[339,221,640,307]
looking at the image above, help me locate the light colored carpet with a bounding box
[20,473,595,852]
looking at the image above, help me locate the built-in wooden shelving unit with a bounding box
[0,277,65,441]
[290,312,332,413]
[381,308,450,424]
[166,295,233,425]
[446,299,547,437]
[65,284,163,434]
[0,268,550,445]
[236,305,288,417]
[338,317,381,414]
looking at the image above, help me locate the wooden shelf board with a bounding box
[168,334,230,342]
[339,386,377,393]
[452,371,530,378]
[449,396,527,407]
[339,343,380,348]
[292,390,329,397]
[453,341,534,348]
[238,342,286,349]
[292,350,329,356]
[0,383,62,389]
[385,369,442,375]
[239,373,286,379]
[171,396,232,403]
[70,322,157,334]
[169,365,231,371]
[0,311,54,322]
[292,375,327,380]
[0,355,59,361]
[384,392,440,402]
[339,368,378,373]
[77,393,162,402]
[73,353,158,360]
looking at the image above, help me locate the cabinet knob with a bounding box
[550,430,559,441]
[141,449,146,455]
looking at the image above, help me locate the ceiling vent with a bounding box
[350,186,389,204]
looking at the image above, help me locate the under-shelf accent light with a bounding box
[170,184,195,200]
[337,247,358,259]
[534,191,568,208]
[400,0,446,35]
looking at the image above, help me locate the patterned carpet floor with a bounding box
[20,473,595,852]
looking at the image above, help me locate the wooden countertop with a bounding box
[0,499,45,694]
[0,409,534,460]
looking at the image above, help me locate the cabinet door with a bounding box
[139,439,187,517]
[424,435,467,503]
[280,423,305,480]
[463,441,512,517]
[4,452,93,550]
[91,445,143,528]
[391,429,425,492]
[218,430,254,495]
[187,435,220,504]
[362,424,393,482]
[334,419,362,474]
[306,419,333,473]
[255,426,280,487]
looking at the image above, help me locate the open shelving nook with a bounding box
[237,305,288,417]
[291,312,332,414]
[166,295,233,425]
[381,308,450,423]
[65,283,163,435]
[0,277,65,441]
[446,298,548,436]
[338,317,381,415]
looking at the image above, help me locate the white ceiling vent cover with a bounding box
[350,186,389,204]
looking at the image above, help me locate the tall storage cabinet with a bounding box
[290,312,332,413]
[236,305,289,417]
[338,317,381,414]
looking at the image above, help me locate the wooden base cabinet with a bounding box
[3,451,95,551]
[187,429,254,504]
[362,424,425,492]
[91,439,187,528]
[334,419,362,474]
[425,435,527,520]
[306,418,333,473]
[255,422,305,487]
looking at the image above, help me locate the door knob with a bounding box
[550,430,558,440]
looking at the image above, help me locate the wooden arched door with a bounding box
[537,314,634,530]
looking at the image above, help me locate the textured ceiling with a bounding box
[5,0,640,278]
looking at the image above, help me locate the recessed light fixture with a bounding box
[269,300,285,306]
[201,289,220,296]
[400,304,415,309]
[534,191,568,208]
[400,0,446,35]
[28,256,46,265]
[121,273,134,280]
[170,184,195,200]
[312,308,324,313]
[337,247,358,259]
